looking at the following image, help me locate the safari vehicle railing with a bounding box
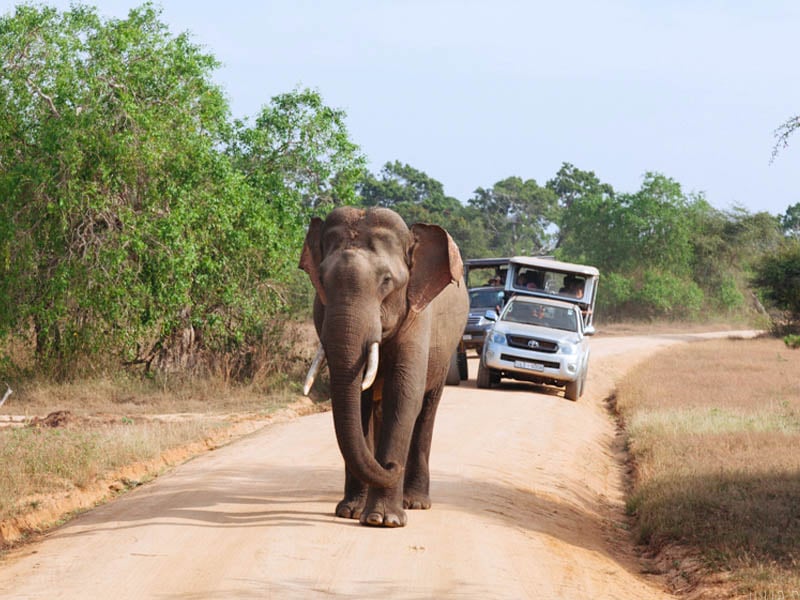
[503,256,599,330]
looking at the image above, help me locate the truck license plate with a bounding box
[462,334,472,340]
[514,360,544,372]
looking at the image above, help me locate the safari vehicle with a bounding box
[448,258,510,384]
[503,256,599,329]
[477,295,591,400]
[476,256,599,400]
[462,286,506,355]
[462,258,511,357]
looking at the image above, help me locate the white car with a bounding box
[477,295,592,400]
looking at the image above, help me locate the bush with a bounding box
[752,241,800,335]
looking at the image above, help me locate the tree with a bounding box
[752,240,800,334]
[546,162,614,249]
[468,176,558,255]
[228,88,366,214]
[356,162,490,259]
[358,161,456,211]
[0,4,364,376]
[782,202,800,238]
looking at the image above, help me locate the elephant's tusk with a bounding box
[362,342,379,391]
[303,344,326,396]
[0,383,11,408]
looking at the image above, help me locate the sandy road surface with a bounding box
[0,332,755,599]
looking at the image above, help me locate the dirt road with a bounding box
[0,332,752,599]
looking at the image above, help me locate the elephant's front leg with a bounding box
[360,364,425,528]
[336,388,377,519]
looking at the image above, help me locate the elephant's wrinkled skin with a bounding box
[299,207,469,527]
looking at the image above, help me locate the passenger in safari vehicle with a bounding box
[559,275,585,299]
[514,270,545,291]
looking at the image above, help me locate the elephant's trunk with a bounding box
[323,313,401,489]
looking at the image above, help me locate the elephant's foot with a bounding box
[403,490,431,510]
[360,494,407,528]
[335,496,366,520]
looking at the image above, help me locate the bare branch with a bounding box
[771,115,800,163]
[26,77,61,119]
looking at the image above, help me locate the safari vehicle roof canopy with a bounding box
[505,256,599,328]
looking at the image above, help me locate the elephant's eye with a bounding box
[382,275,392,286]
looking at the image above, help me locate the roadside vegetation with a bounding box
[615,336,800,598]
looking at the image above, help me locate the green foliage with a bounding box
[716,276,745,312]
[752,240,800,334]
[228,88,366,214]
[596,273,634,319]
[784,334,800,349]
[634,270,705,320]
[782,202,800,239]
[357,162,491,259]
[468,176,558,255]
[0,3,363,377]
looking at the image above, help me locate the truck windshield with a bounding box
[502,301,578,333]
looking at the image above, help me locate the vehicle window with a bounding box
[550,308,578,332]
[469,289,504,309]
[512,269,545,292]
[557,275,586,299]
[466,265,508,288]
[502,301,578,332]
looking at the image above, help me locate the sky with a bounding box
[4,0,800,216]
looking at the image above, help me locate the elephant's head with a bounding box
[299,207,462,488]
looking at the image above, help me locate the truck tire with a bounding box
[476,360,494,389]
[446,351,461,386]
[458,350,468,380]
[565,379,580,401]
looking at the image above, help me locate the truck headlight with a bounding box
[560,342,577,355]
[490,331,507,345]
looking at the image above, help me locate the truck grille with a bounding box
[506,335,558,353]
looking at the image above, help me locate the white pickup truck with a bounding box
[476,257,599,401]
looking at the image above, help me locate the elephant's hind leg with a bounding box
[403,386,442,510]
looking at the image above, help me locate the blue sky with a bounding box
[5,1,800,216]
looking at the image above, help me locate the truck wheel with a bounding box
[446,352,461,386]
[476,360,493,389]
[565,379,579,401]
[457,351,468,380]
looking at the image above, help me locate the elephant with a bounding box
[299,206,469,527]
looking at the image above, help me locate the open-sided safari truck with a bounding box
[504,256,599,331]
[447,255,599,386]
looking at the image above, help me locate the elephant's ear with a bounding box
[407,223,464,312]
[299,217,328,305]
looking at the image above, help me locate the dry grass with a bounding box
[615,336,800,598]
[0,419,222,521]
